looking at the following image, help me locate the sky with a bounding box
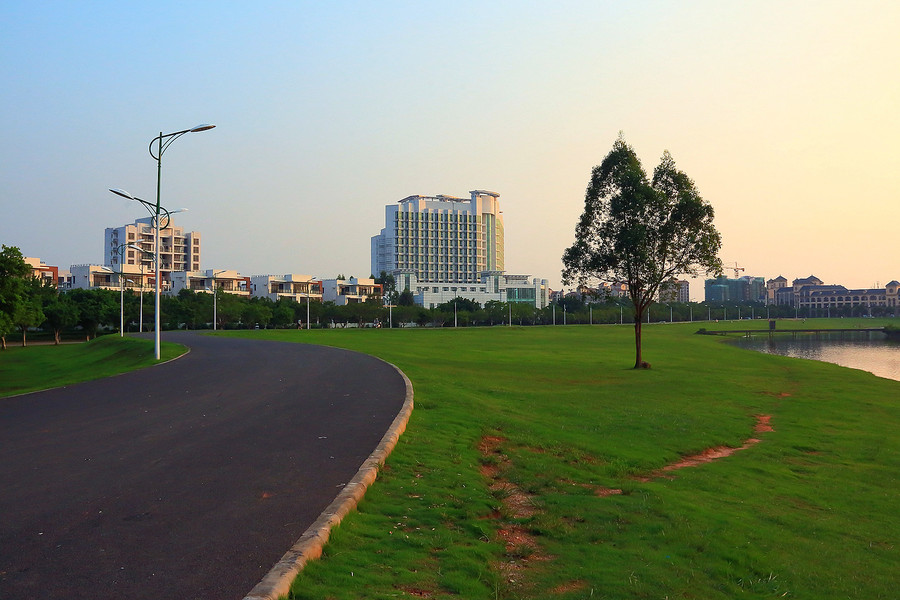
[2,1,898,300]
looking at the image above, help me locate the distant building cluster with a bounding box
[703,273,900,310]
[26,189,550,309]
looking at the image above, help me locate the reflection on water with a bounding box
[733,331,900,382]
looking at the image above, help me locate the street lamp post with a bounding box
[116,243,148,335]
[110,123,214,360]
[100,266,128,337]
[110,189,188,357]
[210,269,226,331]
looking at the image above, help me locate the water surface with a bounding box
[732,331,900,382]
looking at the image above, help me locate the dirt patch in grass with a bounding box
[558,478,624,497]
[479,434,550,590]
[396,586,433,598]
[637,415,774,482]
[551,579,588,594]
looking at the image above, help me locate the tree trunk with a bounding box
[1,336,6,350]
[21,328,27,347]
[54,329,61,345]
[633,312,643,369]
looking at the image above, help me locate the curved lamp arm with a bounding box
[149,124,216,160]
[108,188,187,229]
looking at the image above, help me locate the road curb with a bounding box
[242,360,414,600]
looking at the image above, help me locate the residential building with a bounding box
[659,279,690,303]
[323,277,382,305]
[796,280,898,312]
[171,269,250,296]
[67,263,154,292]
[24,257,59,286]
[105,217,201,290]
[395,271,548,309]
[250,274,323,303]
[704,276,766,303]
[766,275,788,304]
[371,190,504,284]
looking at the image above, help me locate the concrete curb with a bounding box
[242,360,414,600]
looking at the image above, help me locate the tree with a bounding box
[68,288,119,339]
[214,292,244,329]
[562,135,722,368]
[0,245,32,349]
[243,297,273,329]
[42,293,79,344]
[272,298,298,328]
[12,278,44,347]
[397,289,415,306]
[376,271,397,305]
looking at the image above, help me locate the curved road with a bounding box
[0,332,408,599]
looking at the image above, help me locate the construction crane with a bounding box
[729,262,745,278]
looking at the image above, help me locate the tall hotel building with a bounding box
[105,217,201,289]
[371,190,504,283]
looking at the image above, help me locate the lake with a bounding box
[732,331,900,382]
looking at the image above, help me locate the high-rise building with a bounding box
[105,217,200,291]
[371,190,504,284]
[659,278,690,303]
[704,275,766,302]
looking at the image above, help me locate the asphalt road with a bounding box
[0,332,408,599]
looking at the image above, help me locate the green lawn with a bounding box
[0,335,186,397]
[224,319,899,599]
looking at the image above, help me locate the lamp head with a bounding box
[190,124,216,132]
[109,188,135,200]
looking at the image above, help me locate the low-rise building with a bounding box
[250,274,323,303]
[171,269,250,296]
[322,277,382,305]
[393,270,548,309]
[68,263,153,292]
[24,257,58,287]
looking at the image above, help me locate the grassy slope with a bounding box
[214,322,898,597]
[0,336,186,397]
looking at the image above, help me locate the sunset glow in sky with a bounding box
[2,1,898,299]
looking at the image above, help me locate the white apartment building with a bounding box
[322,277,382,305]
[171,269,250,296]
[250,274,324,303]
[371,190,504,284]
[68,263,152,292]
[395,270,548,309]
[105,217,201,290]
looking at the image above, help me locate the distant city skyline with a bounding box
[2,2,898,297]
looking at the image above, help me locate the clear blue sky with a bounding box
[2,1,898,297]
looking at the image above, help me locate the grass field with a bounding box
[224,318,899,599]
[0,335,186,398]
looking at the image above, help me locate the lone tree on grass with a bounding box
[562,135,722,369]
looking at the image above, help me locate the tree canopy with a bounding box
[0,245,33,349]
[562,135,722,368]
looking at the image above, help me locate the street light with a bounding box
[110,188,188,358]
[109,123,214,359]
[117,243,149,334]
[100,265,134,337]
[210,269,227,331]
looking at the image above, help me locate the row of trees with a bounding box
[5,243,889,349]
